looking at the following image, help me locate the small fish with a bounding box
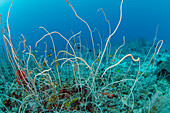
[89,49,92,52]
[50,48,54,51]
[111,85,115,88]
[43,61,47,66]
[139,71,142,74]
[66,62,70,66]
[29,71,33,75]
[48,53,52,57]
[34,50,38,53]
[41,77,45,81]
[96,58,100,61]
[109,55,113,57]
[33,53,36,56]
[57,63,60,66]
[151,62,154,65]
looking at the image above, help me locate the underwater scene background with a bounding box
[0,0,170,112]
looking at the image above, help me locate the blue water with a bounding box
[0,0,170,49]
[0,0,170,112]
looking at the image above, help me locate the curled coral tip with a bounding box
[66,0,70,4]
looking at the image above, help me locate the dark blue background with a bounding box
[0,0,170,51]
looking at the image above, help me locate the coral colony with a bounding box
[0,0,169,112]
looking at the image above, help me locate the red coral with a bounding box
[16,70,28,85]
